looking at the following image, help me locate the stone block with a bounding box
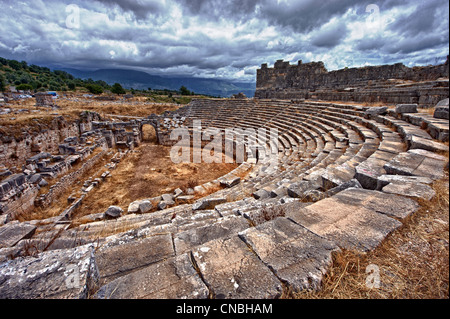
[104,206,123,219]
[325,179,362,197]
[330,187,419,219]
[395,104,418,114]
[287,180,320,198]
[252,189,269,200]
[192,198,227,211]
[365,106,388,116]
[176,195,195,204]
[96,233,175,284]
[240,218,339,291]
[128,200,153,214]
[355,158,387,190]
[161,193,175,204]
[384,150,447,180]
[376,175,433,191]
[95,254,208,299]
[174,215,249,254]
[191,236,282,299]
[407,135,449,153]
[0,222,37,248]
[434,98,449,120]
[382,182,436,201]
[220,176,241,188]
[0,244,99,299]
[288,188,419,251]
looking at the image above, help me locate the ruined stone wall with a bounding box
[1,185,40,220]
[255,57,449,107]
[0,123,80,168]
[35,145,108,209]
[0,112,102,169]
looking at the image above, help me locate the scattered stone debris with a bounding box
[104,206,123,219]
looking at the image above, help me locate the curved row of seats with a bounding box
[2,98,448,299]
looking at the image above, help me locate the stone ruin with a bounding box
[0,63,448,299]
[35,93,54,107]
[232,92,247,99]
[256,56,449,107]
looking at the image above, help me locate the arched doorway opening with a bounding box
[142,124,158,144]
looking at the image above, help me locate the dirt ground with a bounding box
[25,139,238,223]
[79,143,238,215]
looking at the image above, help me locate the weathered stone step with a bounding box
[173,215,250,255]
[406,135,449,153]
[96,233,175,285]
[0,221,37,249]
[95,253,208,299]
[191,235,283,299]
[384,149,448,180]
[239,217,339,292]
[288,188,418,252]
[0,244,98,299]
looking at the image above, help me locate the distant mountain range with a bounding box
[60,68,256,98]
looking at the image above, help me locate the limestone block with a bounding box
[191,236,282,299]
[395,104,418,114]
[384,150,447,180]
[0,244,99,299]
[240,218,339,291]
[382,182,436,201]
[104,206,123,219]
[0,222,37,248]
[434,98,449,120]
[220,176,241,188]
[128,200,153,214]
[96,233,175,284]
[95,254,208,299]
[365,106,388,116]
[253,189,269,200]
[192,197,227,211]
[288,188,418,251]
[174,215,249,254]
[407,135,449,153]
[376,175,433,191]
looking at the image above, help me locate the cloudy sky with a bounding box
[0,0,448,82]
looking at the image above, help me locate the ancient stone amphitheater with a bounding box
[0,59,449,299]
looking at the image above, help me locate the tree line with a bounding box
[0,57,198,97]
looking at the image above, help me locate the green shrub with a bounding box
[16,83,33,91]
[86,84,103,94]
[111,83,126,94]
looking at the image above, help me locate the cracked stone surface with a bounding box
[96,233,175,284]
[0,244,99,299]
[174,215,249,255]
[94,253,208,299]
[288,188,407,252]
[191,236,283,299]
[239,217,339,291]
[0,222,37,248]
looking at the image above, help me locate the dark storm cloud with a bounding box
[354,0,448,59]
[310,20,349,48]
[93,0,167,19]
[258,0,363,33]
[175,0,261,21]
[0,0,448,81]
[390,0,448,37]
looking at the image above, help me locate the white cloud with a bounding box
[0,0,447,82]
